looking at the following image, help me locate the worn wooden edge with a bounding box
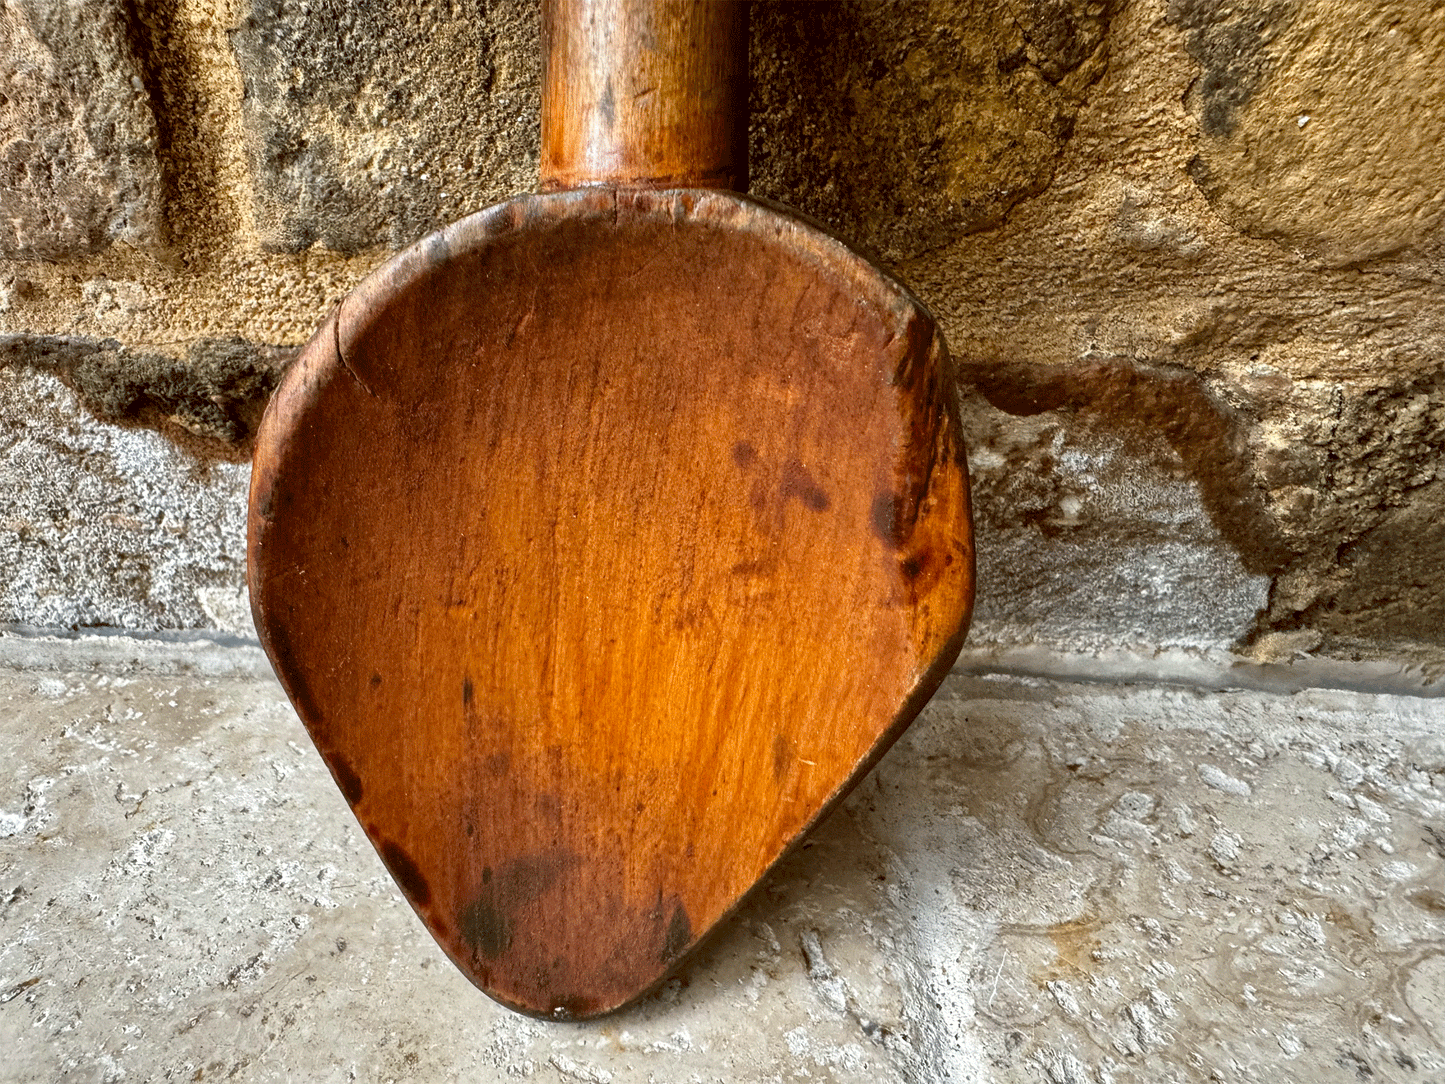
[329,187,940,365]
[247,309,353,796]
[590,540,973,1021]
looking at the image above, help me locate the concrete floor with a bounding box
[3,637,1444,1083]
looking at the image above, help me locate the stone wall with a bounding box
[2,0,1443,673]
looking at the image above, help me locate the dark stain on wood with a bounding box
[598,77,616,130]
[731,440,758,469]
[781,458,830,512]
[257,619,325,733]
[380,841,432,907]
[462,676,474,705]
[457,850,585,967]
[504,853,580,905]
[662,901,691,963]
[327,753,365,806]
[772,733,792,782]
[730,558,774,578]
[871,491,908,548]
[461,896,510,959]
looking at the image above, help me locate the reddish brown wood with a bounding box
[249,0,973,1019]
[540,0,748,192]
[249,188,973,1017]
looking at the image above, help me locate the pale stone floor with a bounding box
[3,638,1444,1084]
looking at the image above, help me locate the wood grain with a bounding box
[248,187,973,1017]
[540,0,749,192]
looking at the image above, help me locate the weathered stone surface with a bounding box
[1175,0,1445,266]
[751,0,1116,263]
[0,0,164,257]
[227,0,1117,260]
[1239,369,1445,656]
[230,0,540,253]
[125,0,266,254]
[1,332,292,456]
[5,654,1445,1080]
[1320,479,1445,648]
[958,360,1275,653]
[0,0,1443,674]
[0,366,251,633]
[901,0,1445,666]
[957,346,1445,661]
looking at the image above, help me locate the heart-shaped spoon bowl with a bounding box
[249,184,972,1018]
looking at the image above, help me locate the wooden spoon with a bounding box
[248,0,973,1019]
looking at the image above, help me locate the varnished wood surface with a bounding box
[249,188,973,1017]
[540,0,749,192]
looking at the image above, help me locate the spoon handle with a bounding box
[540,0,749,193]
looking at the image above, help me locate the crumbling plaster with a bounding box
[0,0,1442,671]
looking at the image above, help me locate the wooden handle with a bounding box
[540,0,749,192]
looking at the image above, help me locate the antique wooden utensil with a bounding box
[248,0,973,1018]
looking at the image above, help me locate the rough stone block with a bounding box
[1243,368,1445,653]
[750,0,1116,262]
[230,1,1114,261]
[956,359,1274,653]
[0,0,164,257]
[230,0,540,253]
[1176,0,1445,265]
[1,332,291,454]
[0,357,263,635]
